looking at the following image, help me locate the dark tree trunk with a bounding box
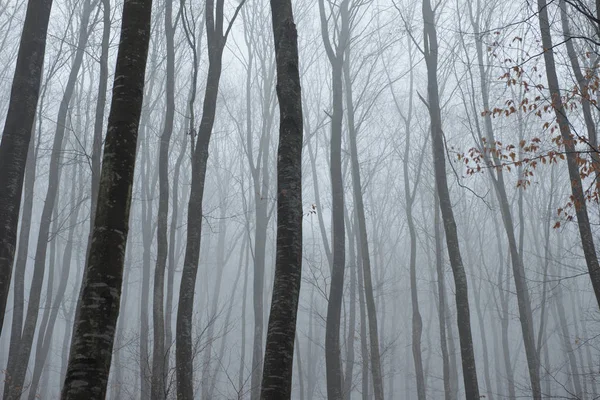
[60,0,153,395]
[5,2,94,396]
[260,0,303,396]
[422,0,480,398]
[537,0,600,310]
[0,0,54,332]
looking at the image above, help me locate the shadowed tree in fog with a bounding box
[0,0,54,335]
[60,0,153,395]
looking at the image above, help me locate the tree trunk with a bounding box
[422,0,480,397]
[60,0,153,395]
[176,0,242,396]
[28,160,84,399]
[434,197,453,400]
[537,0,600,310]
[152,0,176,396]
[318,1,348,398]
[260,0,303,396]
[0,0,54,331]
[343,28,384,400]
[5,3,94,396]
[467,3,541,395]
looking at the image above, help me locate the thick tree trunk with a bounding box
[0,0,54,331]
[260,0,303,396]
[60,0,153,395]
[422,0,480,398]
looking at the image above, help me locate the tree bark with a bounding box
[5,3,94,396]
[260,0,303,396]
[60,0,153,395]
[0,0,54,332]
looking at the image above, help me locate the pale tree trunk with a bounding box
[260,0,303,396]
[152,0,176,396]
[28,153,85,399]
[176,0,244,396]
[434,196,454,400]
[342,23,384,400]
[422,0,480,397]
[342,208,357,400]
[208,234,248,399]
[60,0,153,394]
[318,0,348,397]
[389,34,425,399]
[243,12,277,396]
[0,0,54,330]
[88,0,111,251]
[5,3,94,396]
[201,196,229,399]
[357,231,369,400]
[467,3,541,396]
[165,12,199,383]
[295,332,306,400]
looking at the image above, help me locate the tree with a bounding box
[4,1,95,396]
[0,0,54,335]
[60,0,153,395]
[152,0,176,396]
[537,0,600,310]
[422,0,480,398]
[260,0,304,396]
[175,0,244,397]
[318,0,348,397]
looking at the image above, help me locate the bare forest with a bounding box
[1,0,600,399]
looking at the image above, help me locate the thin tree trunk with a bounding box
[176,1,244,396]
[422,0,480,397]
[434,196,453,400]
[343,209,357,400]
[318,1,348,397]
[467,3,541,395]
[28,159,84,399]
[5,3,94,396]
[343,30,384,400]
[152,0,176,396]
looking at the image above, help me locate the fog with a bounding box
[0,0,599,399]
